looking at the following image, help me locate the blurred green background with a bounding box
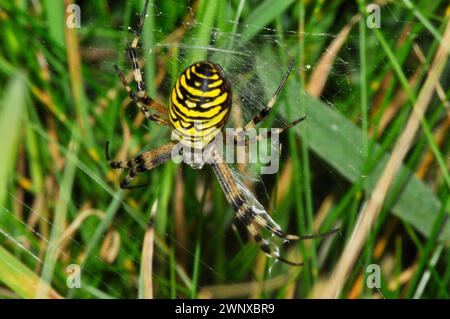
[0,0,449,299]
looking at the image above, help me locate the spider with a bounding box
[106,0,338,266]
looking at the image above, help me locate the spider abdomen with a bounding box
[169,61,232,149]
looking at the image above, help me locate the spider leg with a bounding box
[250,209,339,240]
[246,222,303,266]
[235,200,302,242]
[129,0,149,99]
[210,148,304,266]
[233,115,306,146]
[244,59,294,131]
[106,141,131,169]
[119,168,144,189]
[114,65,168,126]
[105,141,176,189]
[211,147,338,265]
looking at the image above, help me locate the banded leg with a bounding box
[210,148,301,265]
[246,222,302,266]
[210,148,338,265]
[114,65,168,126]
[129,0,149,99]
[238,197,338,241]
[106,141,176,189]
[250,209,339,240]
[210,148,299,242]
[234,115,306,146]
[119,168,140,189]
[244,59,294,131]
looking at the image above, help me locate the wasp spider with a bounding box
[106,0,338,266]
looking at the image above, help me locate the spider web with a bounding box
[1,0,440,299]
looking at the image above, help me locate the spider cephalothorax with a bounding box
[106,0,338,266]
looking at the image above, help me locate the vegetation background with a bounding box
[0,0,449,299]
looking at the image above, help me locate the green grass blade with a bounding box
[44,0,65,47]
[239,0,295,44]
[372,24,450,191]
[37,137,79,298]
[188,0,220,63]
[402,0,449,51]
[0,74,27,214]
[0,245,61,298]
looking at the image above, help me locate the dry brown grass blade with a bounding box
[56,209,105,254]
[274,159,293,204]
[313,193,335,232]
[416,118,450,179]
[388,264,417,291]
[64,0,85,134]
[346,219,399,298]
[318,21,450,298]
[369,23,412,118]
[372,70,420,137]
[412,43,450,179]
[413,43,450,120]
[100,229,121,264]
[140,201,158,299]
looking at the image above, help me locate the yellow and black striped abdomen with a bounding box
[169,61,232,149]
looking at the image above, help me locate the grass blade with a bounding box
[239,0,295,44]
[0,74,27,211]
[37,137,79,298]
[0,245,61,299]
